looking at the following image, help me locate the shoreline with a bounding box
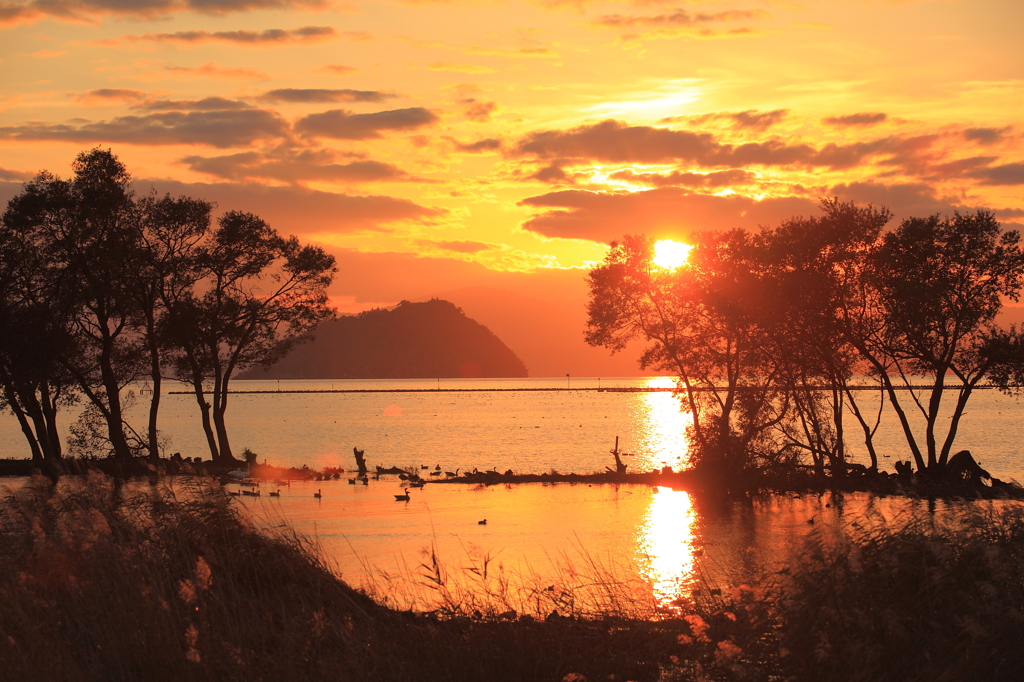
[2,456,1021,501]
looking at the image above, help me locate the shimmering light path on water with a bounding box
[231,479,995,613]
[4,377,1024,479]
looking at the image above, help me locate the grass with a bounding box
[2,474,1024,681]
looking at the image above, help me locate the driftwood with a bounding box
[605,436,628,475]
[353,447,368,477]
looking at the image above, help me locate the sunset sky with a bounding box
[1,0,1021,375]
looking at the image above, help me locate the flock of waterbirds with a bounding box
[224,462,489,524]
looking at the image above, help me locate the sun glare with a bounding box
[652,240,692,270]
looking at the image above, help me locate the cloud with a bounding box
[322,64,357,76]
[827,181,957,218]
[609,168,756,188]
[426,63,494,74]
[822,112,888,127]
[515,119,843,168]
[161,62,269,81]
[296,107,439,140]
[671,108,789,132]
[258,88,394,104]
[963,127,1012,145]
[451,138,501,153]
[926,155,998,177]
[180,149,421,183]
[518,187,820,243]
[0,0,332,27]
[460,99,497,122]
[0,167,31,181]
[125,26,338,45]
[968,163,1024,186]
[517,120,719,163]
[993,208,1024,219]
[518,181,977,244]
[419,240,497,254]
[0,109,289,147]
[134,97,252,111]
[139,179,445,235]
[73,88,147,105]
[594,9,771,30]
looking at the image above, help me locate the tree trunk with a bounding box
[146,316,162,461]
[40,383,62,459]
[5,385,44,461]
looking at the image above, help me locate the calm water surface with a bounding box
[3,377,1024,612]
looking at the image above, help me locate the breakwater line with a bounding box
[169,384,1010,395]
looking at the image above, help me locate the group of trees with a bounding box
[0,149,336,465]
[587,199,1024,484]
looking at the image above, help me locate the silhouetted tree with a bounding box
[586,230,786,482]
[1,149,144,460]
[862,210,1024,472]
[753,199,892,474]
[132,192,213,459]
[166,211,336,463]
[587,201,1024,480]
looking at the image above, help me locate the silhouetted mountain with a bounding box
[237,299,528,379]
[418,286,658,377]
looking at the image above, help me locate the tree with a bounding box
[752,199,893,474]
[861,210,1024,472]
[132,192,213,459]
[1,149,144,461]
[586,230,786,483]
[166,211,336,463]
[586,201,1024,481]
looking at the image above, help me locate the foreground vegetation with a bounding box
[2,475,1024,681]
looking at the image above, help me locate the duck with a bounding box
[429,470,442,477]
[478,519,487,525]
[314,489,322,499]
[434,464,441,470]
[348,478,356,484]
[395,491,411,502]
[445,468,460,478]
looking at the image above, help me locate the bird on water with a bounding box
[314,489,322,499]
[395,491,411,502]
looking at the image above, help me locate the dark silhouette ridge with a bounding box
[237,298,528,379]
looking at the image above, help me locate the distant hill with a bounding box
[418,286,657,377]
[237,298,528,379]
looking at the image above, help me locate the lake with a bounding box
[3,377,1024,612]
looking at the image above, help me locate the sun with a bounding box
[652,240,692,270]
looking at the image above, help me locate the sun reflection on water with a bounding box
[637,487,698,609]
[631,377,693,472]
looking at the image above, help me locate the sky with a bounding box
[1,0,1022,376]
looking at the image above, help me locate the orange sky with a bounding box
[1,0,1022,375]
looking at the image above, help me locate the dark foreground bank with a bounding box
[2,475,1024,681]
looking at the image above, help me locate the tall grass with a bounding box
[4,474,1024,681]
[0,475,683,682]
